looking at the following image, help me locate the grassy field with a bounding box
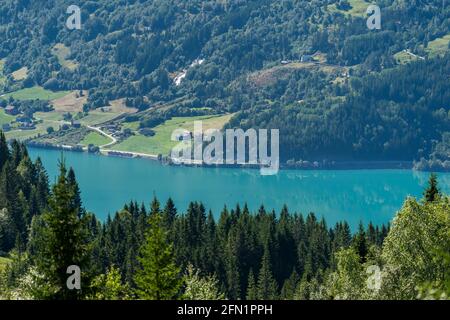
[394,51,420,65]
[4,111,60,141]
[111,114,234,155]
[0,108,16,125]
[426,33,450,57]
[4,108,125,141]
[327,0,370,17]
[1,86,70,101]
[35,111,64,122]
[122,121,140,131]
[12,67,28,80]
[77,100,136,126]
[5,122,51,141]
[51,90,87,113]
[52,43,78,70]
[79,110,123,126]
[81,131,112,146]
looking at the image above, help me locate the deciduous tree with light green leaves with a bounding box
[183,264,225,300]
[380,195,450,299]
[89,266,131,300]
[324,248,367,300]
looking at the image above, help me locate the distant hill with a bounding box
[0,0,449,167]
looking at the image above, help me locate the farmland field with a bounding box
[3,111,60,141]
[1,86,70,101]
[81,131,112,147]
[51,91,87,112]
[0,108,16,125]
[426,33,450,56]
[394,51,420,64]
[11,67,28,81]
[79,110,123,126]
[111,114,234,155]
[4,122,51,141]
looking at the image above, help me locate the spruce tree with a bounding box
[353,222,368,263]
[246,269,257,300]
[134,209,182,300]
[34,157,50,210]
[33,159,88,299]
[67,167,84,216]
[224,231,241,299]
[0,131,10,171]
[424,173,440,202]
[162,197,177,232]
[256,246,278,300]
[0,161,26,250]
[280,269,299,300]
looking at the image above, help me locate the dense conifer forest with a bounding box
[0,134,449,300]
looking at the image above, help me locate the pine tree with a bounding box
[162,197,177,232]
[134,210,182,300]
[67,167,84,216]
[256,246,278,300]
[204,210,219,275]
[33,159,89,299]
[0,161,26,250]
[0,131,9,171]
[246,269,257,300]
[280,269,299,299]
[367,222,377,245]
[353,222,368,263]
[150,196,160,216]
[9,140,26,168]
[424,173,440,202]
[277,205,296,282]
[224,231,241,299]
[34,157,50,210]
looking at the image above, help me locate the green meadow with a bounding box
[81,131,112,147]
[1,86,69,101]
[111,114,234,155]
[0,108,16,125]
[426,33,450,56]
[327,0,370,18]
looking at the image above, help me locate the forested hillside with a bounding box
[0,134,449,300]
[0,0,449,166]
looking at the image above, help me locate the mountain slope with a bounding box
[0,0,449,167]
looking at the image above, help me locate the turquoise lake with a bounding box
[28,147,450,229]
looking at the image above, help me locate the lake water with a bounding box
[28,147,450,229]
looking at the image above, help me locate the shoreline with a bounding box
[24,142,423,171]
